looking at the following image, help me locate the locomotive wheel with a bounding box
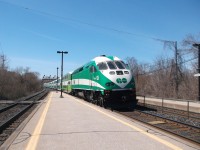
[93,99,97,105]
[89,91,94,102]
[74,90,78,97]
[85,91,92,102]
[98,94,104,107]
[93,92,98,105]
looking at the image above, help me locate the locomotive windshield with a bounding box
[97,61,126,70]
[120,61,129,69]
[97,62,108,70]
[114,61,126,69]
[107,61,117,69]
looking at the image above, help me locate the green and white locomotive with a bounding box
[45,55,137,108]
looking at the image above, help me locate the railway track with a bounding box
[137,102,200,127]
[66,92,200,145]
[114,104,200,146]
[0,90,49,146]
[139,101,200,117]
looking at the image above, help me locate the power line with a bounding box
[131,53,195,75]
[137,57,198,76]
[179,50,194,56]
[26,8,158,40]
[0,0,159,40]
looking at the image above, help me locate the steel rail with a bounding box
[0,90,49,146]
[115,108,200,145]
[0,103,34,133]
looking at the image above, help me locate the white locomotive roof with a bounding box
[92,55,121,64]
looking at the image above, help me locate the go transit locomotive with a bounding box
[45,55,137,108]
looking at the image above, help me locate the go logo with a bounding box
[116,78,127,83]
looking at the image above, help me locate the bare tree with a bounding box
[180,33,200,100]
[0,54,42,100]
[182,33,200,70]
[125,34,200,100]
[0,54,9,70]
[126,57,149,95]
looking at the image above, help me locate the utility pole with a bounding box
[57,51,68,98]
[174,41,179,97]
[57,67,59,92]
[193,43,200,101]
[157,39,183,98]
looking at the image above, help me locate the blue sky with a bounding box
[0,0,199,78]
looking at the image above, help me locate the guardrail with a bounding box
[136,95,200,117]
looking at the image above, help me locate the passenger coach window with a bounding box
[107,61,117,69]
[115,61,125,69]
[97,62,107,70]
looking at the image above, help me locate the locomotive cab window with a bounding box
[115,61,126,69]
[121,61,129,69]
[107,61,117,69]
[90,66,97,73]
[79,67,83,72]
[97,62,107,70]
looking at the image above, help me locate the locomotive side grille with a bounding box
[116,71,123,75]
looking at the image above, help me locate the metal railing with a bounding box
[137,95,200,118]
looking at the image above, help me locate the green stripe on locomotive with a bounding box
[71,61,106,92]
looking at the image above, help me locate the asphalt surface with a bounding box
[5,92,199,150]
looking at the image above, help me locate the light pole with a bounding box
[193,43,200,101]
[57,67,59,93]
[57,51,68,98]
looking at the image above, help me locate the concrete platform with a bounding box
[137,96,200,113]
[2,92,199,150]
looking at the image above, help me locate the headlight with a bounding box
[109,71,115,75]
[124,71,129,74]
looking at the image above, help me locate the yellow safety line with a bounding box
[75,98,182,150]
[25,92,53,150]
